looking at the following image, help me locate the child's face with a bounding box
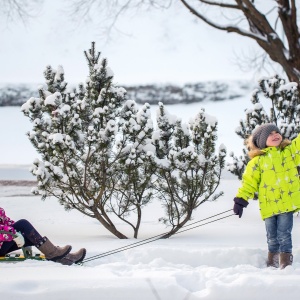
[266,131,282,147]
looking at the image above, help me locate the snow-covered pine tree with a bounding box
[110,101,157,238]
[227,75,300,179]
[153,102,176,159]
[21,42,157,239]
[154,103,226,238]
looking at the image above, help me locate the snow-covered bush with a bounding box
[154,103,226,238]
[227,75,300,179]
[22,42,147,239]
[22,42,226,239]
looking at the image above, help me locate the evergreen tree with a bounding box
[110,101,157,238]
[227,75,300,179]
[154,104,226,238]
[21,42,156,239]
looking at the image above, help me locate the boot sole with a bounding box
[75,249,86,264]
[51,245,72,261]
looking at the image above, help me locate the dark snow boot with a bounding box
[37,237,72,261]
[56,248,86,265]
[279,252,293,269]
[266,252,279,268]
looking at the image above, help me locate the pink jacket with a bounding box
[0,207,16,249]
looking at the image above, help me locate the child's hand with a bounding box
[233,197,249,218]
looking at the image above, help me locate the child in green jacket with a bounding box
[233,123,300,269]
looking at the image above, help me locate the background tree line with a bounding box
[0,81,251,106]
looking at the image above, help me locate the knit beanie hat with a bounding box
[252,123,281,149]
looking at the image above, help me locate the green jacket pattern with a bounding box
[236,135,300,220]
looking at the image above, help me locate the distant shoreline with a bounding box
[0,180,36,186]
[0,80,253,106]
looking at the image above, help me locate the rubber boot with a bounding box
[37,237,72,261]
[279,252,293,269]
[56,248,86,265]
[266,252,279,268]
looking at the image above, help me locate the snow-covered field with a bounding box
[1,100,300,300]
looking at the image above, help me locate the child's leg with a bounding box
[277,212,293,268]
[13,219,45,247]
[0,241,18,256]
[0,219,43,256]
[277,212,293,253]
[264,215,280,253]
[14,219,72,262]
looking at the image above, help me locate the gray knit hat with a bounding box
[252,123,281,149]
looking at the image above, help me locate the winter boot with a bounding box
[266,252,279,268]
[37,237,72,261]
[56,248,86,266]
[279,252,293,269]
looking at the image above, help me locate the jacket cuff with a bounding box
[234,197,249,207]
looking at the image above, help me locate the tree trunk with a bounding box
[93,208,128,239]
[179,0,300,86]
[160,211,192,239]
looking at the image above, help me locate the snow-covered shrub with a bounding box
[22,42,154,239]
[154,103,226,237]
[227,75,300,179]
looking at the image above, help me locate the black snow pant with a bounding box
[0,219,44,256]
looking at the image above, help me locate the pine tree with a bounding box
[110,101,157,238]
[154,104,226,238]
[21,42,156,239]
[227,75,300,179]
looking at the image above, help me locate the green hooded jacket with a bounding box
[236,134,300,220]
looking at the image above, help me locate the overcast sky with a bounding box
[0,0,266,86]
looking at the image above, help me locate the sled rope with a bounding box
[81,209,234,264]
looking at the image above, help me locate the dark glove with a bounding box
[233,197,249,218]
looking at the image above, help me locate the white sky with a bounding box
[0,0,263,86]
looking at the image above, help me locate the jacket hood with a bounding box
[246,136,291,159]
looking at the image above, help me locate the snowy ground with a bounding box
[1,179,300,300]
[1,101,300,299]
